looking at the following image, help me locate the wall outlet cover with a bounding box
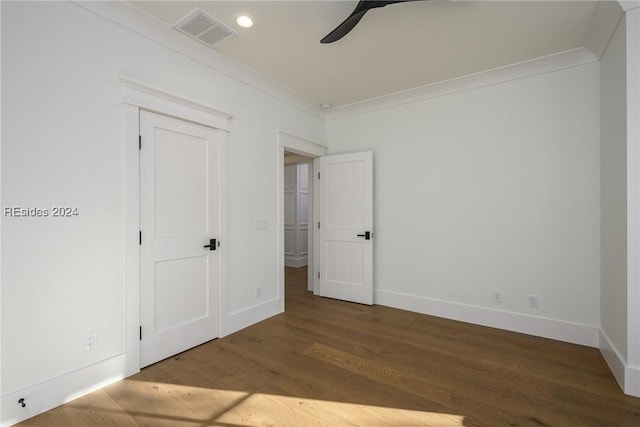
[84,332,97,351]
[492,290,503,303]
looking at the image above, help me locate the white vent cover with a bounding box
[174,8,237,48]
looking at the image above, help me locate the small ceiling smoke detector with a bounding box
[174,8,237,48]
[236,14,254,28]
[321,103,332,109]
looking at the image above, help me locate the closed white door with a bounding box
[318,152,373,305]
[140,110,220,367]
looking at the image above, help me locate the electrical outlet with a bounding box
[84,332,97,351]
[528,295,540,309]
[255,286,262,299]
[255,219,267,230]
[492,290,503,303]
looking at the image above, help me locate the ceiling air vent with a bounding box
[174,8,237,48]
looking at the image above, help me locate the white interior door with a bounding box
[318,151,373,305]
[140,110,220,367]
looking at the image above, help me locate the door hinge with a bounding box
[139,326,142,341]
[139,231,142,245]
[317,172,320,179]
[318,272,320,279]
[138,135,141,150]
[318,222,320,229]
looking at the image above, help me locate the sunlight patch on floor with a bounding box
[90,380,466,426]
[219,392,466,426]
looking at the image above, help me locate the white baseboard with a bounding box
[625,365,640,397]
[375,289,599,347]
[221,297,282,338]
[284,257,308,268]
[599,329,627,391]
[1,354,127,427]
[599,329,640,397]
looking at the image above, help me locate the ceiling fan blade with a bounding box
[320,0,417,44]
[320,9,368,44]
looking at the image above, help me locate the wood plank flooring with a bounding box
[18,267,640,426]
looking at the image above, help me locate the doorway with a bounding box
[283,153,313,293]
[276,131,327,310]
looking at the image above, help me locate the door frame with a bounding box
[276,131,327,307]
[122,78,231,376]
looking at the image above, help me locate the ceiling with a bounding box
[128,1,600,108]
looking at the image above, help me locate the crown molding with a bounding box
[585,1,625,60]
[619,0,640,12]
[326,48,598,121]
[72,1,324,118]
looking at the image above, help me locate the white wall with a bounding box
[326,60,601,345]
[600,8,628,377]
[1,1,323,424]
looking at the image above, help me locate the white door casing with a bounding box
[139,110,221,367]
[318,151,373,305]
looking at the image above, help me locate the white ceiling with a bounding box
[128,1,600,108]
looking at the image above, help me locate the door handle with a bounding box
[357,231,371,240]
[203,238,217,251]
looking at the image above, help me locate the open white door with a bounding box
[318,151,373,305]
[139,110,220,367]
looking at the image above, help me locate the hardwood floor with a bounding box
[18,267,640,426]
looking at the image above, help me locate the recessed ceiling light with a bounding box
[236,14,253,28]
[321,103,332,109]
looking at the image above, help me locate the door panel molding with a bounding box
[284,164,311,268]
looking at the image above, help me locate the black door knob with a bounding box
[204,238,217,250]
[356,231,371,240]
